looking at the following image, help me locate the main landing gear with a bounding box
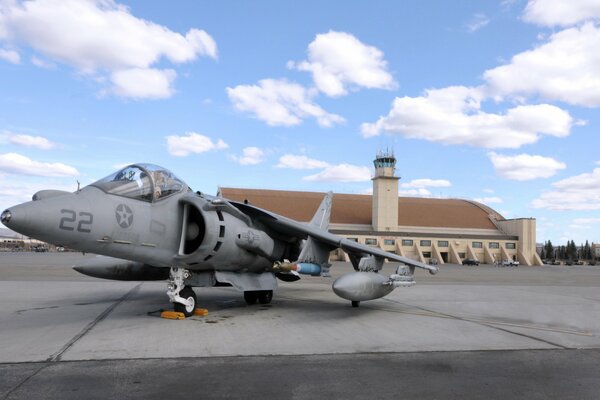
[244,290,273,305]
[167,267,197,317]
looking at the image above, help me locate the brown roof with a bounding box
[220,188,504,230]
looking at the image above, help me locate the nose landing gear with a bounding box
[167,267,197,317]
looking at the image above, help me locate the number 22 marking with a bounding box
[59,209,93,233]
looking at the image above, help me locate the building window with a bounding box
[365,238,378,246]
[402,239,413,246]
[347,238,358,242]
[420,240,431,247]
[472,242,483,248]
[422,251,432,258]
[489,242,499,249]
[458,252,466,258]
[437,240,449,247]
[384,239,395,246]
[506,243,516,249]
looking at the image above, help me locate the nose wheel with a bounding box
[167,267,197,317]
[174,286,197,317]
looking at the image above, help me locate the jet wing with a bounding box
[229,199,438,274]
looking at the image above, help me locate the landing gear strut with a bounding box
[167,267,196,317]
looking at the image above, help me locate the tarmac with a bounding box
[1,252,600,399]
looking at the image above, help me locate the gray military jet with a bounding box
[1,163,437,316]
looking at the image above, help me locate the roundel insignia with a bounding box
[115,204,134,228]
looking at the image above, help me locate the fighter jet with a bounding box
[1,163,438,316]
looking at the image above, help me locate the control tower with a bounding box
[372,151,400,232]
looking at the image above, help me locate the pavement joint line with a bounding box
[279,291,593,339]
[279,293,594,337]
[380,298,570,350]
[45,283,142,363]
[2,347,594,367]
[477,323,569,350]
[500,285,600,304]
[370,305,594,337]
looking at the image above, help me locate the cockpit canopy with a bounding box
[90,164,187,202]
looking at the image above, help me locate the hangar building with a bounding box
[219,153,543,266]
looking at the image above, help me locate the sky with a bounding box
[0,0,599,245]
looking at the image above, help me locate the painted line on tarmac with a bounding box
[46,283,142,362]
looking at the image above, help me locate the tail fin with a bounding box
[310,191,332,230]
[297,192,334,273]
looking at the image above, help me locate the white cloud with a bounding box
[484,23,600,107]
[532,167,600,210]
[467,13,490,32]
[30,55,55,69]
[7,133,54,149]
[569,217,600,229]
[396,178,451,197]
[303,164,371,182]
[501,0,519,9]
[0,48,19,63]
[488,152,566,180]
[166,132,228,157]
[110,68,176,99]
[289,31,396,97]
[231,147,265,165]
[362,9,597,151]
[227,79,345,127]
[362,179,447,197]
[473,196,503,204]
[0,0,217,99]
[523,0,600,27]
[483,188,495,194]
[398,188,432,197]
[0,181,76,211]
[400,178,451,188]
[276,154,330,170]
[0,153,78,177]
[361,86,573,148]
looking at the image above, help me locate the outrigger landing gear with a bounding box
[167,267,196,317]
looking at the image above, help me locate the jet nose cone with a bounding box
[1,209,11,225]
[1,204,32,234]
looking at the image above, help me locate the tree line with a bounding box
[540,240,596,261]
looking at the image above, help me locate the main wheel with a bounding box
[244,291,259,305]
[351,300,360,308]
[258,290,273,304]
[174,286,196,317]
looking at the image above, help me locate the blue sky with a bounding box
[1,0,599,245]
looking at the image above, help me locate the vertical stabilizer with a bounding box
[310,191,333,230]
[298,192,334,273]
